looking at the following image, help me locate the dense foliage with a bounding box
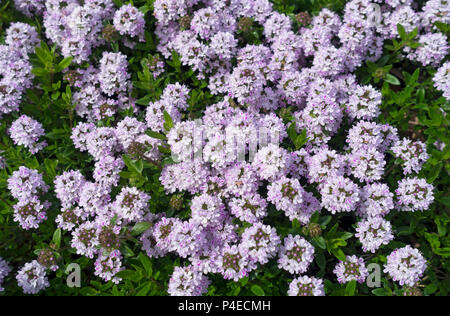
[0,0,449,296]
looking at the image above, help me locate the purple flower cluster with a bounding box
[16,260,49,294]
[7,167,50,230]
[4,0,445,295]
[0,258,11,292]
[384,245,427,286]
[0,35,34,116]
[333,255,369,284]
[9,115,47,154]
[355,217,394,253]
[288,276,325,296]
[278,235,315,274]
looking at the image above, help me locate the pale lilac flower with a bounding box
[396,177,434,212]
[359,183,395,217]
[16,260,49,294]
[114,187,151,223]
[94,250,124,284]
[355,217,394,253]
[113,4,145,40]
[168,266,210,296]
[384,245,427,286]
[240,223,281,265]
[71,221,99,259]
[9,115,47,154]
[278,235,315,275]
[288,276,325,296]
[0,257,11,292]
[320,176,360,214]
[392,138,429,175]
[333,255,369,284]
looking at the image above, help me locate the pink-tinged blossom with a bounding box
[278,235,315,275]
[347,147,386,183]
[267,177,304,216]
[346,85,382,121]
[396,177,434,212]
[55,206,82,231]
[77,183,110,219]
[114,187,151,223]
[168,266,210,296]
[190,193,226,228]
[115,116,147,150]
[240,223,281,265]
[346,120,384,151]
[5,22,39,55]
[210,32,238,61]
[355,217,394,253]
[333,255,369,284]
[99,52,130,97]
[54,170,86,207]
[169,220,205,258]
[320,176,360,214]
[71,122,96,152]
[263,12,292,42]
[0,257,11,292]
[16,260,49,295]
[94,250,124,284]
[392,138,429,175]
[422,0,450,30]
[288,276,325,296]
[225,163,260,197]
[228,193,267,224]
[359,183,395,218]
[13,0,45,17]
[217,244,255,282]
[307,148,346,184]
[71,221,99,259]
[252,144,290,181]
[93,155,124,189]
[7,166,49,201]
[384,245,427,286]
[13,196,49,230]
[405,32,449,67]
[433,62,450,100]
[113,4,145,41]
[160,161,210,195]
[9,115,47,154]
[85,127,119,161]
[152,217,181,252]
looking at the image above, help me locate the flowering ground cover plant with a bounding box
[0,0,449,297]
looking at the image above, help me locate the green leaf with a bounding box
[79,287,98,296]
[251,285,265,296]
[52,228,61,249]
[315,251,326,270]
[131,222,152,236]
[424,283,438,295]
[55,57,73,72]
[331,248,346,261]
[313,236,327,250]
[146,130,168,141]
[136,282,152,296]
[163,111,174,132]
[372,288,392,296]
[138,253,153,276]
[397,24,407,40]
[385,74,401,85]
[115,270,141,282]
[345,280,357,296]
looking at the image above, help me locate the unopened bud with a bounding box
[170,194,184,211]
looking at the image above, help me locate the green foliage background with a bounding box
[0,0,448,296]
